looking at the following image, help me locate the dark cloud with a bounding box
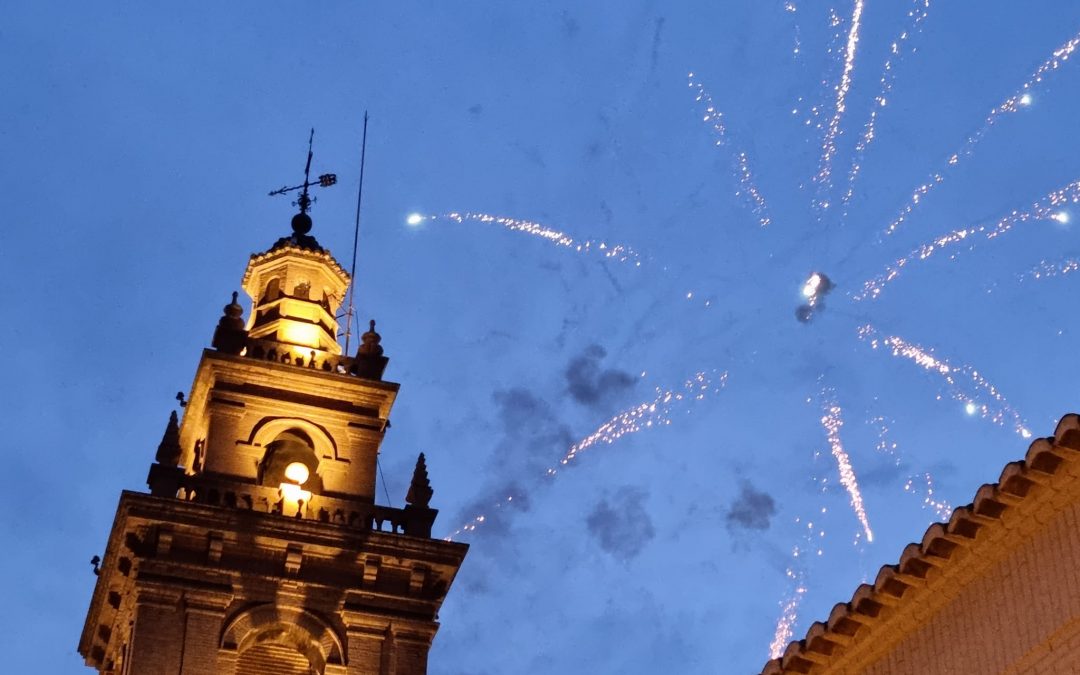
[561,10,579,38]
[650,17,665,71]
[451,388,572,541]
[565,344,636,408]
[586,487,655,560]
[726,481,777,532]
[856,458,908,488]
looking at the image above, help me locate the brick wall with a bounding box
[856,496,1080,674]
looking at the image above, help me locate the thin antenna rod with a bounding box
[377,455,394,507]
[344,112,370,354]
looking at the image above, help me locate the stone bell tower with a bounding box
[78,154,467,674]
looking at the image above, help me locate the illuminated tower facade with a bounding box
[79,189,467,674]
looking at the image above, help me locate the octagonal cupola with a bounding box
[241,219,350,358]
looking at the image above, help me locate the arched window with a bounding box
[262,278,282,302]
[222,605,345,675]
[234,634,318,675]
[257,430,323,495]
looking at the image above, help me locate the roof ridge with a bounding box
[761,413,1080,674]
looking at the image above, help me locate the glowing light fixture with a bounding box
[1053,211,1070,224]
[280,482,311,504]
[406,213,424,226]
[279,322,321,348]
[965,401,978,416]
[1020,93,1033,106]
[284,462,310,485]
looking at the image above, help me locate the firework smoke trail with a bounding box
[1021,257,1080,281]
[813,0,866,207]
[857,325,1032,439]
[858,179,1080,299]
[819,389,874,542]
[884,30,1080,236]
[445,371,725,540]
[904,472,953,520]
[415,212,643,266]
[688,73,772,227]
[842,0,931,206]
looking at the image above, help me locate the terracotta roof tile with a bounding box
[760,413,1080,674]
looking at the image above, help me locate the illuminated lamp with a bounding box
[280,461,313,508]
[284,462,310,485]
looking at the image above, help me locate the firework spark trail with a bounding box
[904,472,953,520]
[868,415,901,466]
[884,30,1080,236]
[1021,257,1080,281]
[843,0,931,206]
[784,1,802,57]
[813,0,866,207]
[857,325,1033,439]
[445,371,725,540]
[421,212,643,266]
[819,389,874,542]
[770,503,831,658]
[689,73,772,227]
[769,556,808,658]
[859,179,1080,299]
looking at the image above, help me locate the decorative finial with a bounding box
[155,410,182,465]
[212,291,249,354]
[351,318,389,379]
[406,452,434,508]
[268,128,338,235]
[90,555,101,576]
[358,320,384,356]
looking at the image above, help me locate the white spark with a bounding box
[860,179,1080,299]
[904,472,953,520]
[884,30,1080,235]
[689,73,772,227]
[446,371,726,540]
[423,212,643,266]
[769,562,807,658]
[815,0,866,201]
[858,325,1032,438]
[843,0,931,206]
[1022,257,1080,281]
[819,389,874,542]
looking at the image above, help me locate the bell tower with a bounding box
[79,146,467,675]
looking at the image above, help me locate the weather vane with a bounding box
[268,128,338,217]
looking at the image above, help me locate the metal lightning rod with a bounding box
[343,112,369,354]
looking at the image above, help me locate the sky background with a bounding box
[5,2,1080,673]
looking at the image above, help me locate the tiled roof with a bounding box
[760,413,1080,675]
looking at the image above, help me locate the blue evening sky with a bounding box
[4,2,1080,673]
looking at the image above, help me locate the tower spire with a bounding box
[154,410,181,466]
